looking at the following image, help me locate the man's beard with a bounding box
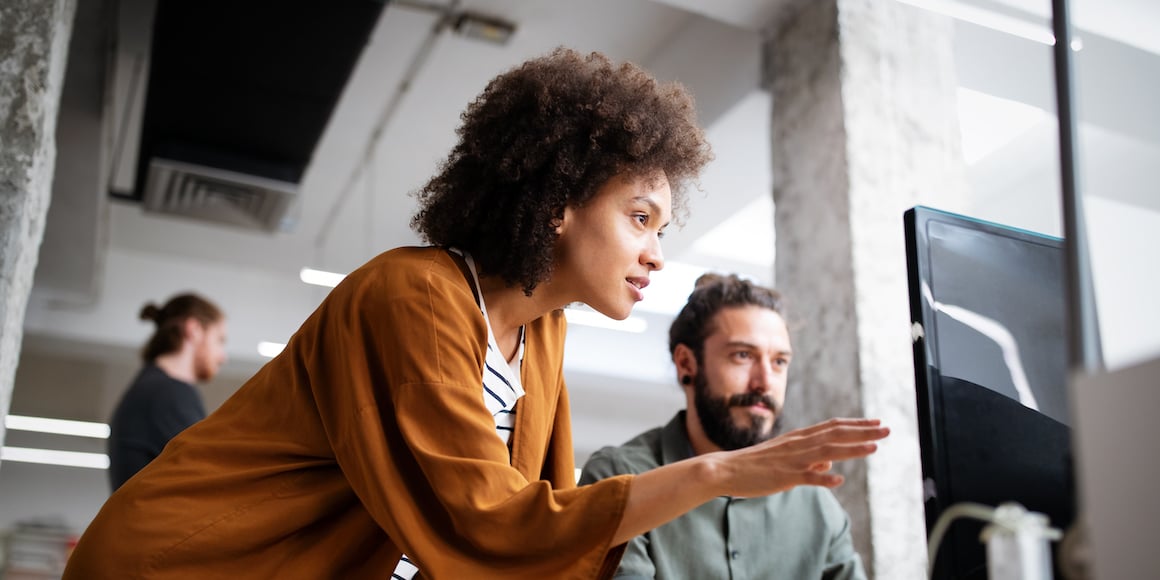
[692,372,783,451]
[193,347,217,383]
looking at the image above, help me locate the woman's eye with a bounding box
[634,214,648,225]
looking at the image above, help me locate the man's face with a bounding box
[689,305,792,451]
[193,319,228,382]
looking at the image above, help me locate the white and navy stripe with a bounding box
[392,249,526,579]
[391,554,418,580]
[482,328,525,443]
[453,248,526,445]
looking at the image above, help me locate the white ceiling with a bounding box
[16,0,1160,465]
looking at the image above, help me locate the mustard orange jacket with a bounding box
[65,247,632,579]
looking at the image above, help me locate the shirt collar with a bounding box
[660,410,749,502]
[659,410,695,465]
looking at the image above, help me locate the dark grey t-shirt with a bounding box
[107,364,206,491]
[580,412,866,580]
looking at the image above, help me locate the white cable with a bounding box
[927,502,1062,579]
[928,502,998,577]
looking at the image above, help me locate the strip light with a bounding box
[635,261,711,316]
[1,446,110,470]
[258,341,286,358]
[564,308,648,333]
[300,267,346,288]
[5,415,110,439]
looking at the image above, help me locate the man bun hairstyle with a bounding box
[140,293,223,362]
[412,47,712,294]
[668,273,784,362]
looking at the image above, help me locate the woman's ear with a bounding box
[554,206,574,236]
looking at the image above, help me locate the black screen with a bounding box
[905,206,1074,579]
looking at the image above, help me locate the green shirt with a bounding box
[580,412,867,580]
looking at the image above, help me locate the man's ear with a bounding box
[182,318,204,342]
[673,344,698,389]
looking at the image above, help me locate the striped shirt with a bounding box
[393,249,525,578]
[392,554,419,580]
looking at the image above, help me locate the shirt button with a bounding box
[731,550,740,560]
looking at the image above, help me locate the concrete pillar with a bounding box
[0,0,77,461]
[767,0,968,577]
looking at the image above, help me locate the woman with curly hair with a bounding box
[65,48,887,579]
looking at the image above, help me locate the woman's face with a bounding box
[553,172,671,320]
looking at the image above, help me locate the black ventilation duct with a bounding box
[130,0,387,232]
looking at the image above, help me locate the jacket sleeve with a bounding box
[306,253,634,578]
[581,450,655,579]
[549,378,630,576]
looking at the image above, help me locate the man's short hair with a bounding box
[668,274,784,362]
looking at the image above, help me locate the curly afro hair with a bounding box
[411,47,712,295]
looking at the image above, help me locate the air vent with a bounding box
[142,158,298,232]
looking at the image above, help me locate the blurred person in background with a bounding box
[107,293,227,491]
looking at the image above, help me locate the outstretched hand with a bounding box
[711,417,889,498]
[612,417,890,545]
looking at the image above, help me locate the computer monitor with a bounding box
[904,206,1075,579]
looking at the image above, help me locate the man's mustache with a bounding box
[727,391,780,415]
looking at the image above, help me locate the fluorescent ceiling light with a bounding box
[258,341,286,358]
[5,415,110,439]
[300,267,346,288]
[957,86,1049,165]
[689,197,775,270]
[1,446,110,470]
[454,12,517,45]
[635,261,712,316]
[564,308,647,333]
[896,0,1075,47]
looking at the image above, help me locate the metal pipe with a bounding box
[314,0,461,250]
[1050,0,1104,374]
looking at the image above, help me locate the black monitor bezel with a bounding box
[904,205,1068,578]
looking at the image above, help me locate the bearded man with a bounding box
[581,274,866,580]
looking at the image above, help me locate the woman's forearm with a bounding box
[611,418,890,545]
[612,454,725,545]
